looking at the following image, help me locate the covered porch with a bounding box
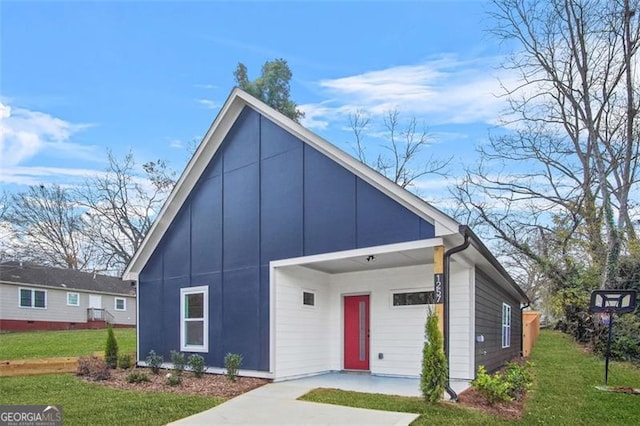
[269,238,463,381]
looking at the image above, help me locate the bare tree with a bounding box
[456,0,640,293]
[4,184,97,269]
[74,151,176,274]
[349,109,451,190]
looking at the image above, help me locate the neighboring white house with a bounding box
[0,261,136,331]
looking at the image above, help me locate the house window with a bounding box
[502,303,512,348]
[67,292,80,306]
[19,288,47,309]
[303,291,315,306]
[180,286,208,352]
[114,297,126,311]
[392,291,434,306]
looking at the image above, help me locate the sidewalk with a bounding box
[168,379,419,425]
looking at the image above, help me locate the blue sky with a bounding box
[1,0,517,204]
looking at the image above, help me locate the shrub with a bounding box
[76,356,111,381]
[104,325,119,369]
[118,353,133,369]
[170,350,186,375]
[126,370,150,383]
[504,361,534,399]
[224,353,243,382]
[188,354,206,378]
[420,311,447,402]
[472,365,512,405]
[146,350,163,374]
[166,372,182,386]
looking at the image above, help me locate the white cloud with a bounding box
[168,139,184,149]
[300,55,518,130]
[0,102,96,168]
[194,84,217,90]
[0,165,102,186]
[197,99,219,109]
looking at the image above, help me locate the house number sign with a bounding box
[434,274,443,304]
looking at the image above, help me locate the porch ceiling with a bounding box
[301,246,434,274]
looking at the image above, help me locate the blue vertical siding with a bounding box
[138,106,436,371]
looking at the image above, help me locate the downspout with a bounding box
[520,303,530,357]
[443,227,471,402]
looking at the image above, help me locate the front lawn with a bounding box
[300,330,640,425]
[0,374,221,425]
[0,328,136,360]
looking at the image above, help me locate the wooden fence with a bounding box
[522,311,541,357]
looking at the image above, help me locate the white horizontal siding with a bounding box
[329,265,432,377]
[448,261,474,385]
[272,261,475,384]
[274,266,332,378]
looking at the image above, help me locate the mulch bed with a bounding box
[457,387,526,420]
[83,367,268,398]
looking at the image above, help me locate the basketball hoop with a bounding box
[589,289,637,386]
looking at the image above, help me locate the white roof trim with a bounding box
[123,88,460,280]
[270,238,444,268]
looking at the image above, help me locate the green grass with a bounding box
[300,330,640,425]
[302,389,505,425]
[0,328,136,360]
[0,374,221,425]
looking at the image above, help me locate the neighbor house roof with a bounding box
[0,261,134,296]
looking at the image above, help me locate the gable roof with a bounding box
[0,261,134,296]
[123,88,461,281]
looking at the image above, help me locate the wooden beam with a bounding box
[434,245,445,340]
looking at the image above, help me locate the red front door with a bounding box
[344,295,370,370]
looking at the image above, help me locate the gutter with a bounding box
[443,228,471,402]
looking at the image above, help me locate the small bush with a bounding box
[126,370,150,383]
[472,365,512,405]
[187,354,206,378]
[76,356,111,381]
[421,311,447,402]
[224,353,243,382]
[118,353,133,369]
[504,361,534,399]
[104,325,119,369]
[146,350,163,374]
[166,372,182,386]
[170,350,186,375]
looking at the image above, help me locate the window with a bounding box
[19,288,47,309]
[502,303,512,348]
[114,297,126,311]
[392,291,435,306]
[67,292,80,306]
[303,291,315,306]
[180,286,208,352]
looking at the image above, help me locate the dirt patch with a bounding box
[83,368,268,398]
[457,387,526,420]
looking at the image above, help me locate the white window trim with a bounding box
[114,297,126,311]
[19,287,47,309]
[67,292,80,307]
[302,289,316,308]
[390,288,433,308]
[502,303,512,348]
[180,285,209,353]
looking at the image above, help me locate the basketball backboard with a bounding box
[589,290,637,314]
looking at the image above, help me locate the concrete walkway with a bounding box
[169,374,420,425]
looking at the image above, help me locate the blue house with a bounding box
[123,89,528,395]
